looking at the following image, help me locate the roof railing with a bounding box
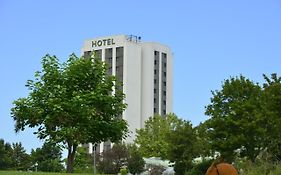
[126,35,141,43]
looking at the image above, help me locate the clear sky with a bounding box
[1,0,281,153]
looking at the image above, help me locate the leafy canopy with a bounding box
[30,142,64,172]
[12,54,128,144]
[135,113,184,159]
[127,144,145,175]
[166,121,198,174]
[262,74,281,161]
[205,75,264,162]
[11,54,128,172]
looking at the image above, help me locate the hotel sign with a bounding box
[92,38,115,47]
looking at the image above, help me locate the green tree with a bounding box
[166,121,197,175]
[11,54,128,173]
[97,143,129,174]
[194,122,212,159]
[73,147,92,173]
[135,113,183,159]
[127,144,145,175]
[205,75,264,162]
[11,142,31,170]
[262,73,281,161]
[30,142,64,172]
[0,139,13,170]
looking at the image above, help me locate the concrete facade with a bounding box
[81,35,173,153]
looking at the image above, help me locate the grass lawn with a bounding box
[0,171,96,175]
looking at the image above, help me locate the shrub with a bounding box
[236,158,279,175]
[185,159,213,175]
[120,167,127,175]
[269,164,281,175]
[147,164,165,175]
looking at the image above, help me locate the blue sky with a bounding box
[1,0,281,153]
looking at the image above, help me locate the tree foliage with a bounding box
[135,113,183,159]
[0,139,13,170]
[194,122,212,158]
[97,143,129,174]
[30,142,64,172]
[95,143,145,174]
[205,75,264,162]
[127,144,145,175]
[11,143,31,170]
[262,73,281,161]
[11,54,128,173]
[166,121,197,175]
[72,146,93,173]
[0,140,31,171]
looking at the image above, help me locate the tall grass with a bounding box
[0,171,107,175]
[236,160,281,175]
[242,164,281,175]
[0,171,79,175]
[269,164,281,175]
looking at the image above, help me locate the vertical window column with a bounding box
[94,49,102,61]
[112,47,116,76]
[154,51,160,114]
[105,48,113,75]
[116,47,124,91]
[161,53,167,115]
[115,47,124,120]
[83,51,92,59]
[83,50,102,61]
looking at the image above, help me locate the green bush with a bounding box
[185,159,213,175]
[120,167,127,175]
[146,164,165,175]
[269,164,281,175]
[236,158,280,175]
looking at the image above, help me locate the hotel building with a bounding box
[81,35,173,153]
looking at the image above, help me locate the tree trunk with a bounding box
[66,142,77,173]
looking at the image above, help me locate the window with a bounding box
[154,69,157,75]
[164,72,166,77]
[163,100,166,105]
[163,91,166,96]
[154,89,156,94]
[163,81,166,86]
[154,98,156,103]
[84,51,91,58]
[154,79,157,84]
[163,110,166,115]
[94,50,102,60]
[154,60,157,65]
[108,67,112,74]
[164,63,167,68]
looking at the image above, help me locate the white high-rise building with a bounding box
[81,35,173,153]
